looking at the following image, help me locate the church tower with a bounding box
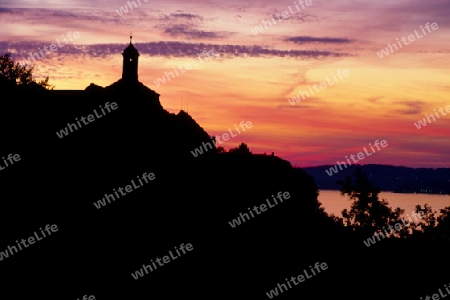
[122,35,139,82]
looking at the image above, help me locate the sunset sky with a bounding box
[1,0,449,168]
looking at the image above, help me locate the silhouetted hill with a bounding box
[303,164,450,194]
[1,80,450,300]
[1,80,331,297]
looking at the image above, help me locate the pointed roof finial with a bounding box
[130,31,132,44]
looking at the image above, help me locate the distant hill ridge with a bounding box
[302,164,450,194]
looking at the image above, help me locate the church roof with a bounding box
[123,42,139,56]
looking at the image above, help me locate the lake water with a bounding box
[318,190,450,218]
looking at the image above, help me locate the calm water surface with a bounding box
[318,190,450,218]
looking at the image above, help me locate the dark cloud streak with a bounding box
[2,41,352,61]
[285,36,353,44]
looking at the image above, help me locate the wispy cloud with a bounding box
[393,100,425,115]
[163,24,227,39]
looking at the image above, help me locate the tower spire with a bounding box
[122,34,139,82]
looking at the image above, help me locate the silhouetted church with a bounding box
[122,35,139,82]
[49,36,143,98]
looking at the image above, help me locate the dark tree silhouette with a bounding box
[228,142,251,154]
[411,204,437,235]
[0,53,53,90]
[216,146,226,153]
[437,206,450,239]
[411,204,450,239]
[336,167,404,235]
